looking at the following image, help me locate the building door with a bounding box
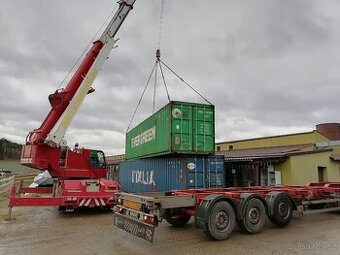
[274,171,282,186]
[318,166,326,182]
[260,167,268,186]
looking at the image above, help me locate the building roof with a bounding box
[330,155,340,161]
[216,144,331,161]
[105,154,125,165]
[215,131,315,145]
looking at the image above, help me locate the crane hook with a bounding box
[156,49,161,61]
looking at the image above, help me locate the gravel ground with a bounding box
[0,201,339,255]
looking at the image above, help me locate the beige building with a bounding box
[105,154,125,181]
[216,123,340,186]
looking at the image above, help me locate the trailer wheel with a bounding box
[165,209,191,227]
[269,194,293,227]
[205,201,236,240]
[238,198,266,234]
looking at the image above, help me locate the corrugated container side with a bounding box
[125,101,215,160]
[119,155,225,193]
[206,155,225,187]
[125,105,171,160]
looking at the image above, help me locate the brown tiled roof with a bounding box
[215,144,331,161]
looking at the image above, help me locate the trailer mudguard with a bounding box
[194,194,238,230]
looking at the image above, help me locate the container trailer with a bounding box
[113,182,340,242]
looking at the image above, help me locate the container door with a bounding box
[192,105,215,153]
[206,156,225,188]
[187,172,204,188]
[186,157,205,189]
[171,104,193,152]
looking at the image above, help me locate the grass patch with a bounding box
[0,160,39,174]
[0,196,9,210]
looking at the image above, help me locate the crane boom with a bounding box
[21,0,136,179]
[27,0,136,147]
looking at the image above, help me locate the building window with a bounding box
[216,146,221,151]
[229,145,234,150]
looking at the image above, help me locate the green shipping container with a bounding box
[125,101,215,160]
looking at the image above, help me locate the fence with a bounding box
[13,173,37,186]
[0,173,37,197]
[0,175,15,197]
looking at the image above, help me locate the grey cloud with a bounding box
[1,0,340,155]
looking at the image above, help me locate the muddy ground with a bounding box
[0,198,339,255]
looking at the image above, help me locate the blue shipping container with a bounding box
[119,155,225,193]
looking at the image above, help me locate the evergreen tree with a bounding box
[0,138,22,160]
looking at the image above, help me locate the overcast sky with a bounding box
[1,0,340,155]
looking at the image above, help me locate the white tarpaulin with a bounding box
[29,170,53,187]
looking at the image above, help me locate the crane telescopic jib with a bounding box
[20,0,136,179]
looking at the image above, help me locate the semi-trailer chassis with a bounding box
[113,182,340,242]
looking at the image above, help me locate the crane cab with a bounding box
[21,144,107,179]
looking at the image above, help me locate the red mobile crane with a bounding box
[8,0,136,217]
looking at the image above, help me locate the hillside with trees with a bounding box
[0,138,22,160]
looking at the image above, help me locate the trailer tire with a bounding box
[165,209,191,227]
[205,201,236,240]
[238,198,266,234]
[269,194,293,227]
